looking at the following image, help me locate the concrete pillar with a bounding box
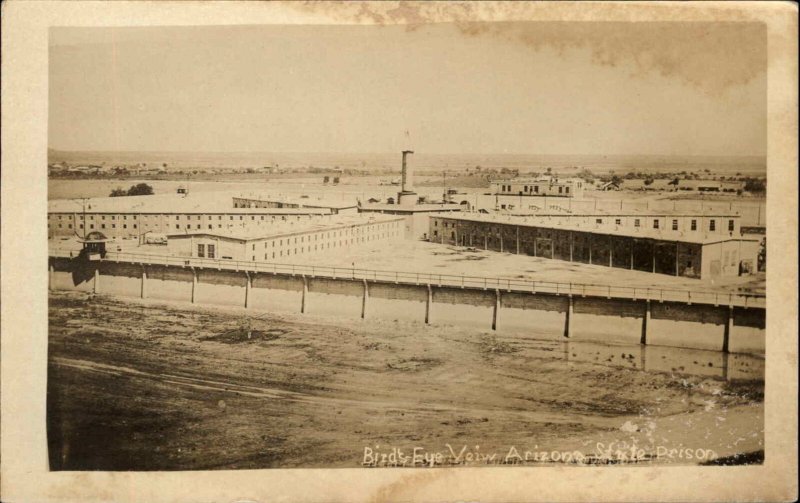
[49,264,54,291]
[588,239,592,264]
[516,227,520,254]
[652,242,656,273]
[641,300,650,345]
[425,284,433,324]
[361,279,369,319]
[609,237,613,267]
[675,242,680,276]
[191,269,197,303]
[301,275,308,313]
[533,235,538,257]
[569,233,573,262]
[500,236,504,253]
[491,289,500,330]
[93,268,100,294]
[244,272,251,309]
[722,306,733,353]
[630,240,634,270]
[484,235,488,250]
[564,295,573,338]
[141,269,147,299]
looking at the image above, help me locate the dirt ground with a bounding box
[48,291,764,471]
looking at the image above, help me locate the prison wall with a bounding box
[49,257,765,353]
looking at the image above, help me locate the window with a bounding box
[634,219,640,227]
[691,219,697,231]
[559,187,563,194]
[176,224,180,229]
[90,224,94,229]
[596,218,603,224]
[728,220,735,232]
[710,220,716,231]
[197,244,205,258]
[565,187,570,194]
[615,219,621,225]
[653,220,659,229]
[207,244,215,259]
[176,216,180,220]
[534,185,539,193]
[672,220,678,230]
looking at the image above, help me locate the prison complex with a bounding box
[429,213,759,279]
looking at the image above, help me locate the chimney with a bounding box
[401,150,414,192]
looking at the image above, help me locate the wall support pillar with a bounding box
[564,295,573,338]
[361,279,369,319]
[93,268,100,294]
[641,299,650,345]
[301,275,308,314]
[49,264,55,291]
[516,228,520,254]
[190,268,198,303]
[491,289,500,330]
[609,237,613,267]
[722,306,733,353]
[141,268,147,299]
[425,284,432,324]
[244,272,251,309]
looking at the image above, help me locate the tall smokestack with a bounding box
[401,150,414,192]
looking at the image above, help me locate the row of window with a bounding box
[435,218,735,232]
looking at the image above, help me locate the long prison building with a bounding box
[429,213,760,280]
[165,214,405,262]
[47,194,341,240]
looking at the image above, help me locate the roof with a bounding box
[432,214,758,245]
[359,203,462,213]
[233,193,358,210]
[167,214,405,242]
[48,191,333,215]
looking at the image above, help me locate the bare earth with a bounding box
[48,291,764,470]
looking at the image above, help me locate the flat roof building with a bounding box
[429,213,759,280]
[491,176,585,199]
[166,214,405,262]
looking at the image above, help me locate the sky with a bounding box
[49,22,767,156]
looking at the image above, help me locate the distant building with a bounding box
[598,180,621,191]
[232,195,358,215]
[491,176,585,198]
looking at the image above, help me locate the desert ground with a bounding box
[48,291,763,470]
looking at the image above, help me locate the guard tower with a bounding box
[397,150,417,206]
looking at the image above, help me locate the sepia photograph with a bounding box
[2,1,797,502]
[45,20,769,471]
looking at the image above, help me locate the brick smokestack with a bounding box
[401,150,414,192]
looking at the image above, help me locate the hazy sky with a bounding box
[49,22,766,156]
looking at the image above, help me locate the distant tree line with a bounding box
[110,183,154,197]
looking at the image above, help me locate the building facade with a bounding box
[166,215,405,262]
[428,215,758,279]
[491,177,585,198]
